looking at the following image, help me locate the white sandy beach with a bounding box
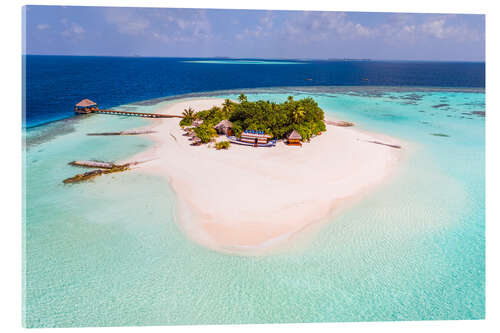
[127,98,404,254]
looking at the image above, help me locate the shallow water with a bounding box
[23,87,484,327]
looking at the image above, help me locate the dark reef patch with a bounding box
[432,104,450,108]
[24,117,79,149]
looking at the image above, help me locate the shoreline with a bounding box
[24,85,484,129]
[124,96,407,255]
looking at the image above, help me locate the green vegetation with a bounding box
[194,125,217,143]
[180,107,196,127]
[238,93,248,103]
[215,141,231,150]
[180,94,326,143]
[179,118,192,127]
[229,94,326,141]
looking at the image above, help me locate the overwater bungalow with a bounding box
[287,130,302,146]
[214,119,233,136]
[74,99,98,114]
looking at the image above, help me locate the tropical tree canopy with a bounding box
[229,96,326,141]
[179,107,197,126]
[180,96,326,142]
[238,93,248,103]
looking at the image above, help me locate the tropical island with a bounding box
[124,94,403,254]
[179,93,327,147]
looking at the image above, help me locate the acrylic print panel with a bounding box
[23,5,485,328]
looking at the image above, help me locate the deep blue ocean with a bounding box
[23,55,485,128]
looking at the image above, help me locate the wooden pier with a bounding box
[74,99,183,119]
[92,109,183,118]
[91,109,183,118]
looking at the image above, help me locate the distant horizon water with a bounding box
[23,56,484,128]
[23,53,485,61]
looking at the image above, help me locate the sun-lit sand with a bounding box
[127,98,404,254]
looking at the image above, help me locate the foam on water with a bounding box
[23,87,484,327]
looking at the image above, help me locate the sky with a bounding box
[24,6,485,61]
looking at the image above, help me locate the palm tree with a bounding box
[238,93,248,103]
[222,99,234,115]
[293,106,305,123]
[182,107,196,121]
[287,95,294,102]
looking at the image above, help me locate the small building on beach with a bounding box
[240,130,272,145]
[214,120,233,136]
[74,99,98,114]
[192,119,204,127]
[191,136,202,146]
[286,130,302,146]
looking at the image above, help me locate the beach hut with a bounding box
[74,99,98,114]
[240,130,272,146]
[192,119,204,127]
[214,119,233,136]
[191,136,202,146]
[286,130,302,146]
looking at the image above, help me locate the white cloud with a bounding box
[103,8,213,43]
[100,8,481,49]
[378,15,482,43]
[235,12,275,40]
[418,18,481,42]
[103,8,150,35]
[276,12,482,46]
[157,10,213,42]
[61,22,85,39]
[36,23,50,30]
[420,19,447,38]
[354,23,373,37]
[281,12,376,43]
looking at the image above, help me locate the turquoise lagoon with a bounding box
[23,87,485,327]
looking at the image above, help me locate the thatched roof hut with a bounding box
[192,119,204,127]
[286,130,302,146]
[287,130,302,141]
[75,99,97,108]
[74,99,98,114]
[214,119,233,135]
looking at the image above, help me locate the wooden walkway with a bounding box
[92,109,183,118]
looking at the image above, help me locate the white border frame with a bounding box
[3,1,497,332]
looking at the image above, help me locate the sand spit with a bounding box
[126,98,404,254]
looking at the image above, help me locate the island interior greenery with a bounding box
[180,94,327,143]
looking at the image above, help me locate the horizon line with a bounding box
[22,54,485,63]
